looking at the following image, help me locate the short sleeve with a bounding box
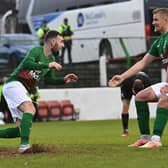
[148,39,159,57]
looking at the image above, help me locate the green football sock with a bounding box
[135,101,150,135]
[153,108,168,137]
[20,113,33,145]
[0,127,20,138]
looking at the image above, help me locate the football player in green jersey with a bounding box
[1,30,78,153]
[109,8,168,148]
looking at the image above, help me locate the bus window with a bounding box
[66,6,77,10]
[78,4,94,9]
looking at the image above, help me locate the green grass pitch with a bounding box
[0,119,168,168]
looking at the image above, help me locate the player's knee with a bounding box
[19,101,36,115]
[135,92,144,101]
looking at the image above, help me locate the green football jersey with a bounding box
[6,46,64,91]
[148,32,168,68]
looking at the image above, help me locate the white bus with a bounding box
[30,0,168,63]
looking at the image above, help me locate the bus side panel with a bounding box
[31,0,146,63]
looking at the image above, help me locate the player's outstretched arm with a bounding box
[64,73,79,83]
[48,62,62,70]
[108,54,154,87]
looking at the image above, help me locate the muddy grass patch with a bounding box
[0,144,95,157]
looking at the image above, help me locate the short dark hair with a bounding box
[44,30,62,42]
[64,18,68,22]
[64,18,68,23]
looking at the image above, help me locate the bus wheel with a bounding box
[99,41,113,58]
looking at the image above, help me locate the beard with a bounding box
[51,48,59,56]
[51,43,58,53]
